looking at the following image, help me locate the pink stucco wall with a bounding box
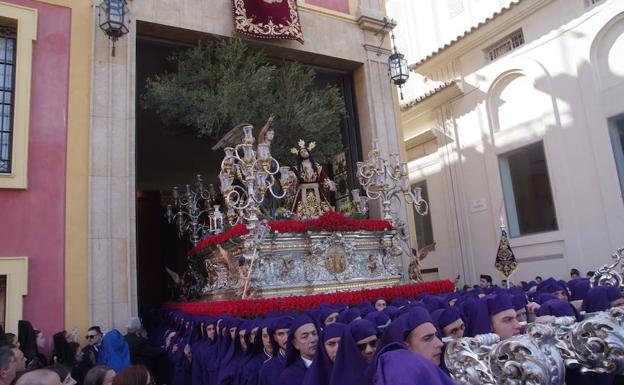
[0,0,70,352]
[305,0,350,14]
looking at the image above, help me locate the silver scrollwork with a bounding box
[564,310,624,374]
[591,247,624,289]
[446,310,624,385]
[444,334,499,385]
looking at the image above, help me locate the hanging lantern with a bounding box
[98,0,130,56]
[388,33,409,100]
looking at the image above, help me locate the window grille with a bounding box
[485,29,524,62]
[0,25,16,174]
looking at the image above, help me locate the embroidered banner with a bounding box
[495,227,518,278]
[232,0,304,43]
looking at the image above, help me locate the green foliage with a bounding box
[142,38,346,163]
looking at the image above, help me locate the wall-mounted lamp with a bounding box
[388,33,409,100]
[98,0,130,56]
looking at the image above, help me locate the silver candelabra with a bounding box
[218,123,296,227]
[352,139,429,223]
[165,174,225,246]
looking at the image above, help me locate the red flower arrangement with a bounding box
[188,212,394,256]
[163,280,454,317]
[188,224,249,256]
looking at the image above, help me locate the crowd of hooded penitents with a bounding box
[147,273,622,385]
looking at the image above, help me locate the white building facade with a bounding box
[386,0,624,285]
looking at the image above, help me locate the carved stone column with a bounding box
[354,4,412,281]
[89,1,138,331]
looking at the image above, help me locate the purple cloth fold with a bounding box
[329,319,378,385]
[364,311,391,330]
[583,285,623,312]
[373,343,456,385]
[431,307,462,331]
[537,299,582,321]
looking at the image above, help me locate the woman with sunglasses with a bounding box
[329,319,379,385]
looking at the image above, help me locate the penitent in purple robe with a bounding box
[302,323,345,385]
[258,316,293,385]
[259,351,286,385]
[329,319,378,385]
[278,358,308,385]
[278,314,317,385]
[374,343,457,385]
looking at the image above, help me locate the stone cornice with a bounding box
[410,0,555,78]
[401,81,464,118]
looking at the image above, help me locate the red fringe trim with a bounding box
[163,280,454,317]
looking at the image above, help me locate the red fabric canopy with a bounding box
[232,0,304,43]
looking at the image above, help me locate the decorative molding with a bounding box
[0,257,28,334]
[0,2,37,189]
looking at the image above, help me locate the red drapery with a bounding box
[232,0,304,43]
[163,280,455,316]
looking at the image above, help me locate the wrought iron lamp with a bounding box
[218,124,295,227]
[352,139,428,223]
[165,174,223,246]
[98,0,130,56]
[388,32,409,100]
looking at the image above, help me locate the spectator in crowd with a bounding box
[4,334,18,349]
[124,316,166,383]
[112,365,153,385]
[52,331,72,364]
[0,347,16,385]
[18,321,47,370]
[67,342,90,385]
[83,327,103,368]
[374,298,387,312]
[15,369,62,385]
[12,346,26,373]
[570,268,580,279]
[535,276,543,282]
[479,275,492,289]
[587,271,595,278]
[97,331,130,373]
[83,365,115,385]
[47,364,77,385]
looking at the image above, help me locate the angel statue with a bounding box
[409,242,436,282]
[257,115,275,145]
[289,139,337,219]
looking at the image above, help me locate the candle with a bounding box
[400,163,408,176]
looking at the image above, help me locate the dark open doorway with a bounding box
[134,23,362,316]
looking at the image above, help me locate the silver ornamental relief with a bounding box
[591,248,624,289]
[445,311,624,385]
[311,233,356,283]
[566,311,624,374]
[444,333,499,385]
